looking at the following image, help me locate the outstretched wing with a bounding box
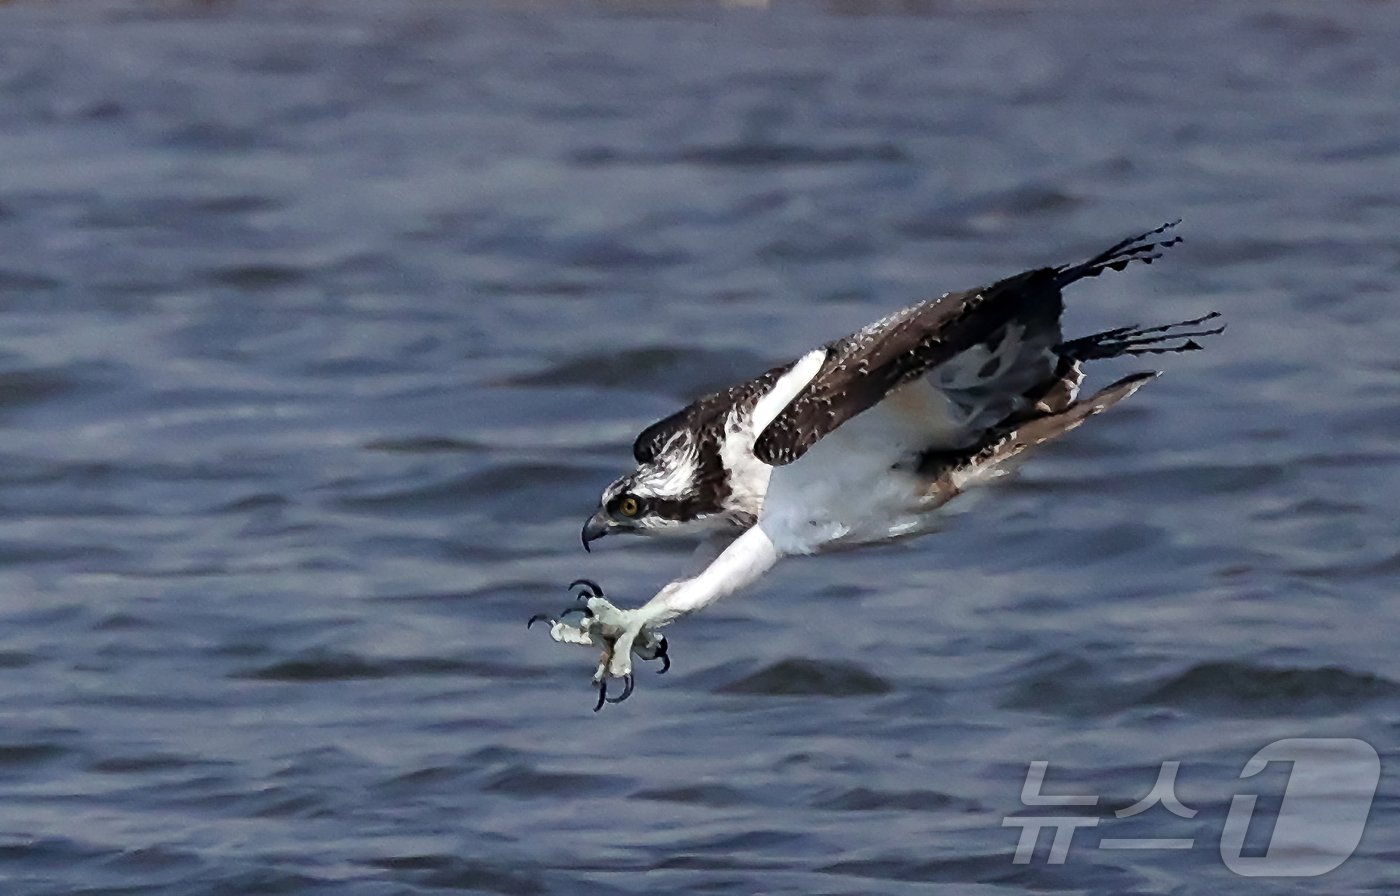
[752,222,1183,466]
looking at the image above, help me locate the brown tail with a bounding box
[920,372,1158,503]
[998,371,1158,456]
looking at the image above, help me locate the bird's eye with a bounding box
[617,496,640,517]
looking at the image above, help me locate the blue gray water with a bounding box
[2,1,1399,893]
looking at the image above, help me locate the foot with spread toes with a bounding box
[528,579,669,711]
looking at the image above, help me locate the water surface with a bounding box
[2,1,1399,893]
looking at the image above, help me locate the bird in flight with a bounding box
[529,222,1221,709]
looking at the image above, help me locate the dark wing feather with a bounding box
[752,222,1182,467]
[752,268,1059,465]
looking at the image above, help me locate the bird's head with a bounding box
[581,451,727,551]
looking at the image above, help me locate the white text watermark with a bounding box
[1003,737,1379,876]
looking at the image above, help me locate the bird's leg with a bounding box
[529,528,779,707]
[526,581,672,709]
[570,594,671,680]
[574,594,677,680]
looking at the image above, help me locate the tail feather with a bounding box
[919,372,1159,503]
[1061,311,1225,360]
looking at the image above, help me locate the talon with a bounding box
[593,680,607,712]
[569,578,604,599]
[654,637,671,674]
[526,613,553,629]
[606,674,635,704]
[559,606,590,620]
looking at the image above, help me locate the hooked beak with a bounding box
[581,511,611,552]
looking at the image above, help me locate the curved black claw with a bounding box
[605,674,635,704]
[526,613,553,629]
[559,606,591,621]
[653,637,671,674]
[568,578,605,600]
[593,680,607,713]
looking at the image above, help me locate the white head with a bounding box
[581,438,738,550]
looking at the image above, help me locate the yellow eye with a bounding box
[618,496,640,517]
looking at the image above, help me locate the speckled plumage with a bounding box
[550,223,1222,693]
[600,221,1216,543]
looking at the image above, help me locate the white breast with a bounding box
[758,386,939,554]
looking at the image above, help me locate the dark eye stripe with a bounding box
[637,496,711,522]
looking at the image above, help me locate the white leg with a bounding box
[595,526,780,676]
[532,527,784,696]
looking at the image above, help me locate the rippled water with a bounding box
[2,1,1399,893]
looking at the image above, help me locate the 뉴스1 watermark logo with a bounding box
[1003,737,1380,876]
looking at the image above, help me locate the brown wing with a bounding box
[752,268,1061,465]
[752,222,1183,467]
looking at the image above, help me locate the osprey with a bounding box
[529,222,1222,709]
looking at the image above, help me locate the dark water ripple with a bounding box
[1,1,1400,894]
[717,658,893,697]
